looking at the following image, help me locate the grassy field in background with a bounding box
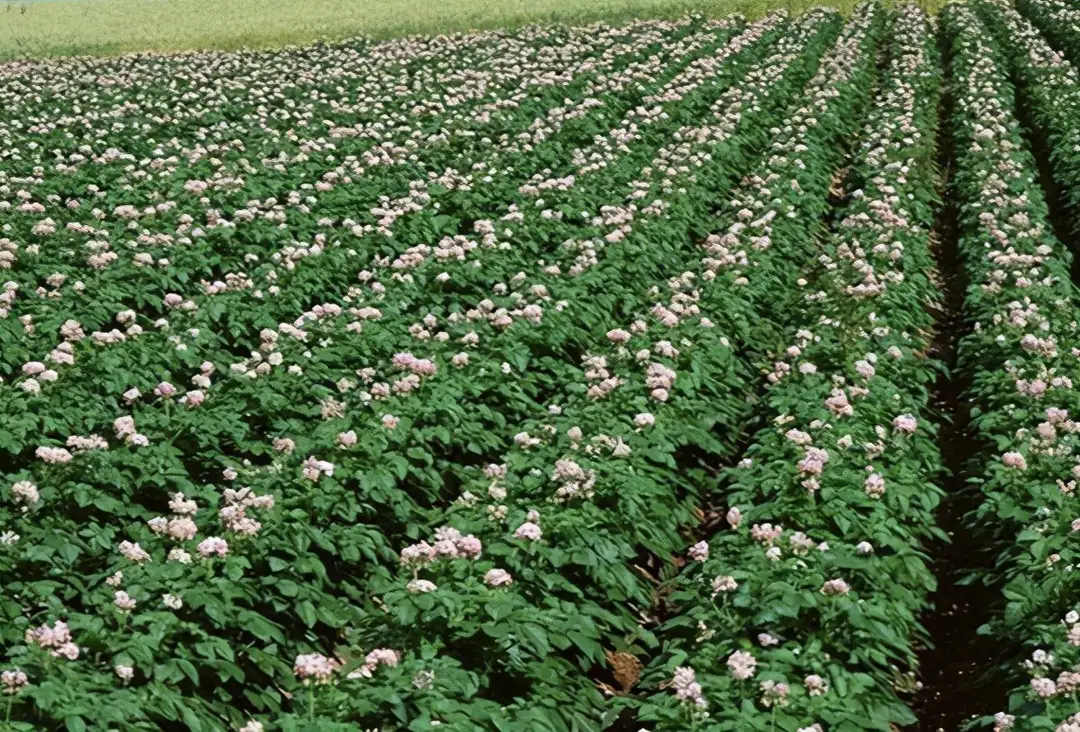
[0,0,938,61]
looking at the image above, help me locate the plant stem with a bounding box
[308,684,315,721]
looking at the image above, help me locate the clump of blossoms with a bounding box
[346,648,400,679]
[219,486,274,536]
[727,650,757,680]
[669,666,708,710]
[25,621,79,660]
[118,540,151,563]
[399,525,483,590]
[1,669,28,695]
[293,653,339,685]
[9,480,38,507]
[143,490,203,545]
[400,526,483,568]
[484,568,513,587]
[301,456,335,482]
[197,537,229,557]
[549,458,598,502]
[759,679,789,708]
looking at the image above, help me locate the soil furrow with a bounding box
[913,27,1009,731]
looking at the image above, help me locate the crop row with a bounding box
[980,0,1080,234]
[941,5,1080,731]
[629,6,943,731]
[1013,0,1080,69]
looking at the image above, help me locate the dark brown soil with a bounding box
[912,30,1010,731]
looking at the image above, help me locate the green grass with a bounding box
[0,0,943,61]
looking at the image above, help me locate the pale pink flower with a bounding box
[114,591,136,612]
[689,541,709,561]
[1,669,28,695]
[119,541,151,563]
[727,650,757,680]
[892,414,917,433]
[1002,452,1027,469]
[36,446,73,464]
[760,679,789,707]
[671,666,707,709]
[456,535,482,558]
[726,506,742,528]
[169,493,198,515]
[750,524,783,546]
[55,643,79,660]
[514,521,543,541]
[197,537,229,557]
[25,621,72,650]
[167,517,198,541]
[804,674,827,696]
[1047,408,1069,424]
[864,473,886,499]
[821,579,851,596]
[293,653,338,684]
[407,579,437,593]
[485,569,513,587]
[711,576,737,597]
[168,548,192,564]
[382,414,399,430]
[825,391,853,417]
[115,665,134,681]
[301,457,334,482]
[1031,677,1057,697]
[114,416,136,438]
[366,649,399,668]
[400,541,437,567]
[10,481,38,505]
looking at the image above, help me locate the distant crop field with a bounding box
[3,0,1080,731]
[0,0,897,60]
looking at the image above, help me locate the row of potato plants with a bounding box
[1012,0,1080,68]
[0,12,854,732]
[941,5,1080,731]
[979,0,1080,233]
[629,6,945,731]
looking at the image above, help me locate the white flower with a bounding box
[407,579,437,593]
